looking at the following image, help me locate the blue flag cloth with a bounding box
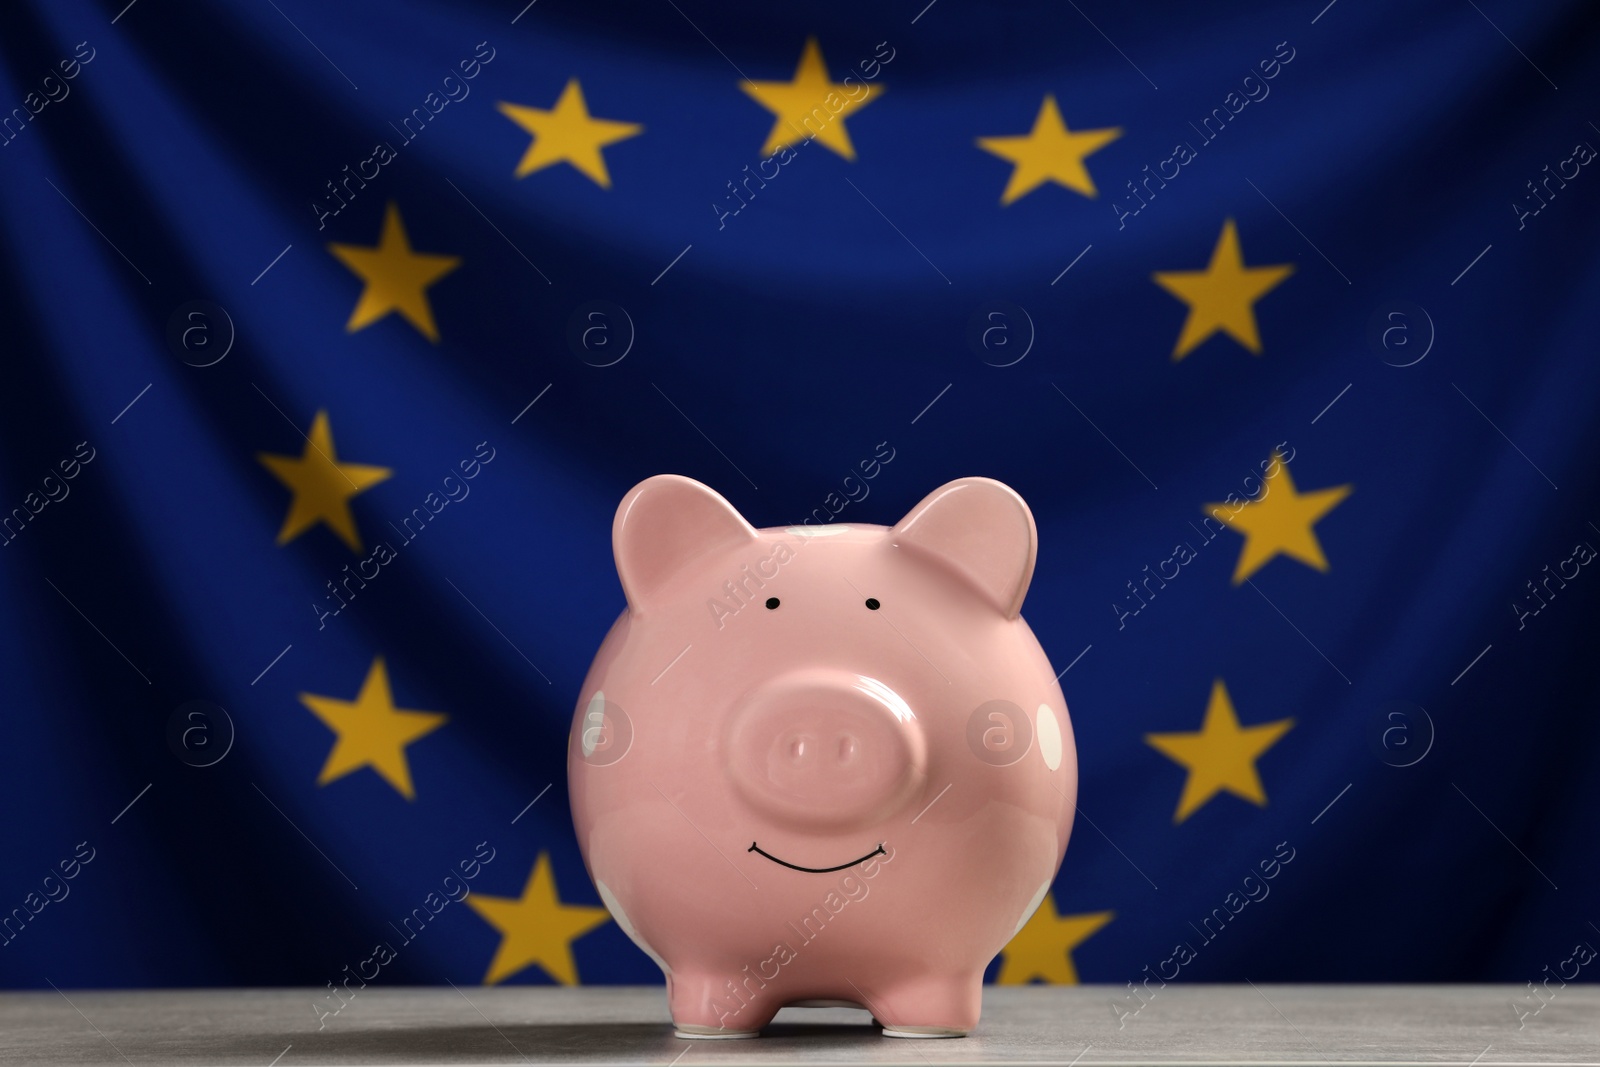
[1,0,1597,1001]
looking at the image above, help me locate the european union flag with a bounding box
[1,0,1596,1015]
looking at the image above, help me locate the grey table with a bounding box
[1,986,1595,1066]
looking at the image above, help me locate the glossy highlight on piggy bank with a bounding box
[568,475,1076,1039]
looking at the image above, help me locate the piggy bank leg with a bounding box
[667,972,778,1039]
[871,971,982,1038]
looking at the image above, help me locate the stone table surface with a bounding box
[0,986,1594,1066]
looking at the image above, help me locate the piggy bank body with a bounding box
[568,475,1076,1038]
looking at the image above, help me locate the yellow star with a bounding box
[997,894,1114,984]
[1152,218,1294,360]
[496,79,642,187]
[299,657,447,801]
[977,95,1121,204]
[1205,454,1353,584]
[257,410,391,553]
[1146,680,1293,824]
[466,853,612,985]
[327,202,461,343]
[740,37,881,160]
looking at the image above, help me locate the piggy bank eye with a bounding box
[765,597,780,609]
[864,598,880,610]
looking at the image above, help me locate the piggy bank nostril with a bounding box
[787,736,807,761]
[837,735,858,762]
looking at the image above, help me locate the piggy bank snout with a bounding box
[725,672,925,830]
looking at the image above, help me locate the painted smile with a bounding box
[748,841,886,873]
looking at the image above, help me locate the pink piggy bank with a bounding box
[568,474,1075,1039]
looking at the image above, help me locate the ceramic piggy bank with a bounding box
[568,475,1075,1039]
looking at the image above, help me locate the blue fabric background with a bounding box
[0,0,1596,990]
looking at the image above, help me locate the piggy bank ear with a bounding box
[614,475,758,614]
[891,478,1037,618]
